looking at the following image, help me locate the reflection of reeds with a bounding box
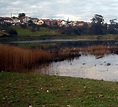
[80,45,110,56]
[53,48,81,62]
[0,44,53,72]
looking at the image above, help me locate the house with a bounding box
[72,21,78,26]
[57,20,62,27]
[73,21,86,27]
[50,19,62,27]
[12,17,20,25]
[50,20,57,26]
[19,16,30,24]
[78,22,85,26]
[0,17,13,24]
[30,18,39,24]
[43,19,51,26]
[61,19,73,27]
[35,19,44,25]
[61,20,67,26]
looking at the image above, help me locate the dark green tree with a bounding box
[108,19,118,34]
[91,14,104,24]
[18,13,26,18]
[91,14,105,35]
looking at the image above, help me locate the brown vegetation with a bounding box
[0,44,117,72]
[80,45,118,56]
[0,44,81,72]
[0,44,53,72]
[52,48,81,62]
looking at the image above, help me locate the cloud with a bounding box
[0,0,118,22]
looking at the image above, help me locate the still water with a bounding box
[34,54,118,81]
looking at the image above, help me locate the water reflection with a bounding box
[34,54,118,81]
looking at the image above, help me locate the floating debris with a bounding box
[107,63,111,66]
[83,63,86,65]
[96,55,104,59]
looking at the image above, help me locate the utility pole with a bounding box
[11,13,12,17]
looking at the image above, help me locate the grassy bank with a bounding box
[0,72,118,107]
[0,26,59,37]
[0,25,118,42]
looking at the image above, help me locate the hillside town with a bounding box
[0,13,118,36]
[0,14,89,27]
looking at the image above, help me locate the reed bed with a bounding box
[0,44,81,72]
[80,45,111,56]
[0,44,117,72]
[0,44,53,72]
[53,48,81,62]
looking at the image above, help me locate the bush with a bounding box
[8,29,18,37]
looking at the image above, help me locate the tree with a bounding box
[91,14,105,35]
[18,13,26,18]
[91,14,104,24]
[108,19,118,34]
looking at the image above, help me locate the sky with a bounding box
[0,0,118,23]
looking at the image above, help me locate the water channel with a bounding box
[34,54,118,82]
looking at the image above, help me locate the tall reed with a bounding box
[0,44,53,72]
[80,45,110,56]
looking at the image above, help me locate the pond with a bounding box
[34,54,118,82]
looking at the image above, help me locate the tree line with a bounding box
[60,14,118,36]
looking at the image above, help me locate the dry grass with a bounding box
[80,45,110,56]
[0,44,53,72]
[53,48,81,61]
[0,44,81,72]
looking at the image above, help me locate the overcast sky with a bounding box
[0,0,118,23]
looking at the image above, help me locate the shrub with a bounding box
[8,29,18,36]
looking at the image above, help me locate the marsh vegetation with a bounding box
[0,43,118,72]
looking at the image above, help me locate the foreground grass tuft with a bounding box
[0,72,118,107]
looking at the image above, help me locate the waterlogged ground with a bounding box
[35,54,118,81]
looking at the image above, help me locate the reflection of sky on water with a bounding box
[35,54,118,81]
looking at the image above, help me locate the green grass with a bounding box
[0,25,59,37]
[0,72,118,107]
[11,26,59,36]
[0,25,118,43]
